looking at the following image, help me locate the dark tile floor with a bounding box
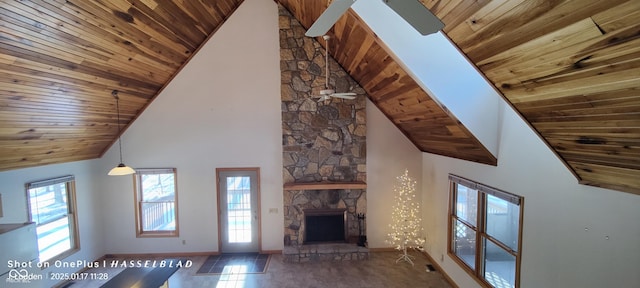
[196,253,271,274]
[66,252,453,288]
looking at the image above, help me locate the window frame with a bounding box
[26,175,80,263]
[447,174,524,288]
[133,168,179,238]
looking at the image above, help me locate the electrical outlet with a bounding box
[426,264,435,272]
[440,254,444,262]
[269,208,278,214]
[182,239,186,245]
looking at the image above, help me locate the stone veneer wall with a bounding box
[279,5,367,246]
[283,189,366,246]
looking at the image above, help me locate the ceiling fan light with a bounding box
[108,163,136,176]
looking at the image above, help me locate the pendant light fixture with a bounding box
[108,90,135,176]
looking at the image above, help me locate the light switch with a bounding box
[269,208,278,214]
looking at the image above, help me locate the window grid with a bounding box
[26,176,79,262]
[134,168,179,237]
[227,176,252,243]
[448,175,523,288]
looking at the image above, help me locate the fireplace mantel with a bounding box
[283,181,367,191]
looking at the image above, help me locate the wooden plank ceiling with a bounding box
[0,0,638,195]
[279,0,498,166]
[278,0,640,195]
[429,0,640,195]
[0,0,243,170]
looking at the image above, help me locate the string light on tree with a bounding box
[387,169,425,265]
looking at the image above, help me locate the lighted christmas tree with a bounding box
[387,169,425,265]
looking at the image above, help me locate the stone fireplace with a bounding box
[282,186,369,263]
[279,5,368,262]
[283,187,365,246]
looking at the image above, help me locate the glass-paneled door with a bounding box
[217,168,260,253]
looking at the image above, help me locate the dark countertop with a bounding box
[0,222,34,234]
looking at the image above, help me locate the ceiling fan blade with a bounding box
[331,93,357,100]
[383,0,444,35]
[305,0,357,37]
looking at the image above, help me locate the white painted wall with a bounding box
[0,160,105,288]
[96,0,283,253]
[352,0,500,156]
[422,103,640,287]
[366,101,423,248]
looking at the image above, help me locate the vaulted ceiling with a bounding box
[0,0,243,170]
[0,0,638,195]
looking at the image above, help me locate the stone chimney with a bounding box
[279,4,367,246]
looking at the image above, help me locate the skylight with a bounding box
[352,1,501,157]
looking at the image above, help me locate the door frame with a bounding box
[216,167,262,253]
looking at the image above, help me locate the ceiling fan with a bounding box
[312,35,357,102]
[305,0,444,37]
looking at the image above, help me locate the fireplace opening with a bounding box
[303,208,347,244]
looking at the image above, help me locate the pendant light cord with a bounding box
[113,90,124,164]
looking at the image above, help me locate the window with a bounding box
[134,168,179,237]
[448,175,523,288]
[226,175,253,243]
[26,175,79,262]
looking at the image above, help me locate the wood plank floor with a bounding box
[65,251,453,287]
